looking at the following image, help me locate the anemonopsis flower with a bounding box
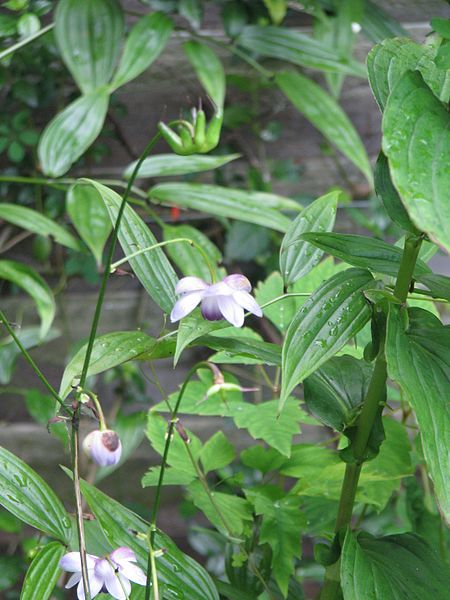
[60,547,146,600]
[170,274,262,328]
[82,429,122,467]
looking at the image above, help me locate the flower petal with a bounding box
[201,296,223,321]
[119,561,147,586]
[110,547,137,565]
[217,296,245,327]
[104,570,132,600]
[232,290,263,317]
[85,430,122,467]
[60,552,97,572]
[223,274,252,292]
[76,572,104,600]
[65,572,81,589]
[175,276,208,294]
[170,291,204,322]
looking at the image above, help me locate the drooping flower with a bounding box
[60,547,146,600]
[82,429,122,467]
[170,274,262,328]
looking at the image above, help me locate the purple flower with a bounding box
[60,547,146,600]
[82,429,122,467]
[170,274,262,328]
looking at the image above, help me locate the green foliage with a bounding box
[124,153,240,179]
[20,541,65,600]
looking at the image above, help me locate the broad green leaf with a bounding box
[25,390,56,424]
[361,1,407,43]
[0,203,81,251]
[200,431,236,473]
[341,530,449,600]
[238,25,366,76]
[55,0,123,94]
[80,480,220,600]
[304,355,372,432]
[416,273,450,302]
[280,191,339,286]
[300,233,430,278]
[209,327,266,365]
[0,447,71,542]
[386,307,450,524]
[199,334,281,366]
[163,223,221,281]
[276,71,372,184]
[280,268,374,408]
[149,183,298,232]
[241,446,286,476]
[38,91,109,177]
[84,180,178,312]
[59,331,155,399]
[20,541,64,600]
[66,184,111,265]
[255,272,298,334]
[214,580,254,600]
[142,465,196,487]
[367,37,450,111]
[382,71,450,253]
[0,260,55,338]
[124,153,240,179]
[111,12,172,90]
[184,40,226,108]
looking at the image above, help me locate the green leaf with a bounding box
[280,268,373,408]
[55,0,123,94]
[84,179,178,312]
[184,40,226,109]
[179,0,203,29]
[367,37,450,111]
[382,71,450,253]
[124,153,239,179]
[255,272,298,334]
[38,91,109,177]
[238,25,366,76]
[80,479,220,600]
[142,466,196,487]
[24,389,56,424]
[0,203,82,251]
[386,307,450,524]
[416,273,450,302]
[276,71,372,184]
[0,327,57,385]
[200,334,281,366]
[66,183,111,266]
[163,224,221,281]
[0,260,55,338]
[341,530,450,600]
[111,12,172,90]
[200,431,236,473]
[149,183,299,232]
[20,541,64,600]
[0,447,71,542]
[304,355,372,432]
[59,331,155,399]
[280,191,339,286]
[300,233,430,278]
[361,1,407,43]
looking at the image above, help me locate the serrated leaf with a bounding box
[276,71,372,184]
[200,431,236,473]
[280,191,339,285]
[382,71,450,254]
[38,91,109,177]
[55,0,123,94]
[20,541,64,600]
[280,268,373,408]
[0,260,55,338]
[0,447,71,543]
[142,466,196,487]
[111,12,172,90]
[184,40,225,108]
[124,153,239,179]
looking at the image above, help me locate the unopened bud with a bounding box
[83,429,122,467]
[176,421,190,443]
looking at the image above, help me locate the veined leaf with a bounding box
[382,71,450,254]
[280,191,339,286]
[416,273,450,302]
[0,447,71,543]
[280,268,373,408]
[184,40,226,108]
[276,71,372,184]
[163,224,221,281]
[361,1,407,43]
[20,541,65,600]
[38,91,109,177]
[0,260,55,338]
[0,203,81,251]
[200,431,236,474]
[83,179,178,312]
[111,12,172,90]
[200,335,281,366]
[55,0,123,94]
[124,153,240,179]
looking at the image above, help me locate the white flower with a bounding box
[82,429,122,467]
[170,274,262,328]
[351,21,361,33]
[60,547,146,600]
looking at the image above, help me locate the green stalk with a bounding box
[0,23,54,61]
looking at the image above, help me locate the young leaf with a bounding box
[38,91,109,177]
[382,71,450,253]
[124,153,240,179]
[341,530,449,600]
[55,0,123,94]
[111,12,173,90]
[0,260,55,338]
[184,40,226,109]
[280,268,373,408]
[276,71,372,184]
[0,203,82,251]
[0,447,71,543]
[20,541,65,600]
[280,191,339,286]
[200,431,236,473]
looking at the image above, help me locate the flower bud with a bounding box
[82,429,122,467]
